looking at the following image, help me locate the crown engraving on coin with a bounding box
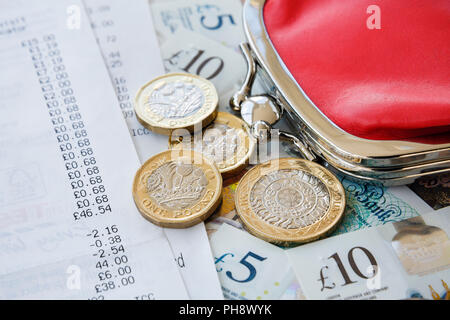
[133,150,222,228]
[146,161,208,210]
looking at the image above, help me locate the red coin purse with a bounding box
[232,0,450,185]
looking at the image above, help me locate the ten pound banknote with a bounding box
[286,209,450,300]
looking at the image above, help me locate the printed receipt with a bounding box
[84,0,222,299]
[0,0,190,299]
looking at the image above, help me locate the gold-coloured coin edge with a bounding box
[134,73,218,135]
[168,111,256,178]
[235,158,346,245]
[132,149,223,228]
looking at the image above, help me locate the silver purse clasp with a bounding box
[231,43,316,162]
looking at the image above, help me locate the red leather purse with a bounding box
[263,0,450,143]
[231,0,450,185]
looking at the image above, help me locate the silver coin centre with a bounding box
[146,161,207,210]
[250,169,331,229]
[148,81,205,119]
[181,123,240,164]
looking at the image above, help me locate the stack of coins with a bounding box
[132,73,346,245]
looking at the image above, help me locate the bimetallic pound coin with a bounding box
[235,158,345,245]
[133,149,222,228]
[168,112,255,178]
[135,73,218,135]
